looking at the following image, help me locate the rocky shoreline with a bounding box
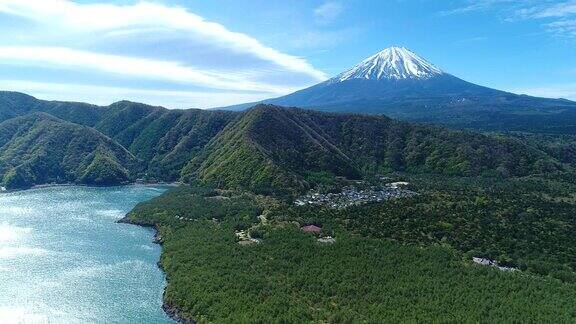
[118,215,196,324]
[162,298,196,324]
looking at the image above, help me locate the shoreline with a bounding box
[0,183,183,322]
[1,182,190,322]
[0,181,181,194]
[118,216,196,324]
[2,182,187,322]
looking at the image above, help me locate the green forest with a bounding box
[0,92,563,191]
[126,177,576,322]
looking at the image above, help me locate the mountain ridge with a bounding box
[0,112,136,188]
[184,104,561,194]
[0,91,566,192]
[0,91,237,188]
[218,47,576,134]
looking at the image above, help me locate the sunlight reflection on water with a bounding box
[0,185,173,324]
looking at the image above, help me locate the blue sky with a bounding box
[0,0,574,108]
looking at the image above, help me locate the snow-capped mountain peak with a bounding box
[335,46,443,82]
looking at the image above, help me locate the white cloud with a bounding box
[524,1,576,18]
[510,84,576,100]
[517,1,576,38]
[453,36,488,44]
[438,0,517,16]
[0,0,331,108]
[442,1,576,39]
[545,19,576,37]
[0,80,272,108]
[0,0,326,81]
[314,1,344,25]
[0,46,300,94]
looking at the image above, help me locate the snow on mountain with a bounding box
[334,46,444,82]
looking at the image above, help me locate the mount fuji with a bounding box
[335,46,443,81]
[224,46,576,133]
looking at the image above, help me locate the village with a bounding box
[294,181,416,209]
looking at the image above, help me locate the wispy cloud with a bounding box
[522,2,576,38]
[511,1,576,38]
[0,0,329,107]
[441,0,576,39]
[545,19,576,38]
[510,84,576,100]
[314,1,344,25]
[0,46,297,94]
[0,0,326,80]
[438,0,517,16]
[0,80,272,109]
[453,36,488,44]
[518,1,576,18]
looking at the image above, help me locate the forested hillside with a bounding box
[183,105,361,195]
[0,91,102,126]
[95,102,236,180]
[186,105,562,194]
[1,92,563,193]
[0,113,136,189]
[0,92,236,187]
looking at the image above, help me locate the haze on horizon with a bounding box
[0,0,574,108]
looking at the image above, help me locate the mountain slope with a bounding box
[93,101,237,180]
[221,47,576,133]
[183,106,361,194]
[0,92,238,181]
[0,91,103,126]
[184,105,560,193]
[0,113,137,189]
[0,92,565,192]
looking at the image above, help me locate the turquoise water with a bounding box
[0,185,174,323]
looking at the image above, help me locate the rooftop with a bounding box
[301,225,322,233]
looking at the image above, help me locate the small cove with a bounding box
[0,185,173,323]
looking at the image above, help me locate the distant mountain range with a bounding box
[0,91,562,191]
[221,47,576,134]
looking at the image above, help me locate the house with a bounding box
[294,199,305,206]
[317,236,336,244]
[472,257,494,266]
[389,182,410,189]
[301,225,322,234]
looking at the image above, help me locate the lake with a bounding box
[0,185,174,323]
